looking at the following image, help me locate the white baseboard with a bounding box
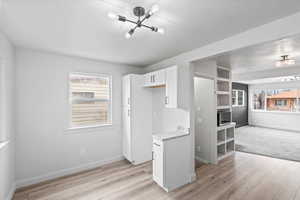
[195,155,209,164]
[16,155,124,188]
[190,172,197,182]
[5,183,16,200]
[249,124,300,133]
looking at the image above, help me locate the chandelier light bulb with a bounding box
[149,4,159,15]
[157,28,165,34]
[108,12,118,20]
[125,32,131,39]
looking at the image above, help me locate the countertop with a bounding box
[153,131,190,141]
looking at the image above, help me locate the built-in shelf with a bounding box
[216,122,235,162]
[217,105,231,110]
[216,77,230,82]
[217,67,230,80]
[216,91,230,95]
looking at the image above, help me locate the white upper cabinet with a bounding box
[144,70,165,87]
[165,66,178,108]
[153,69,166,86]
[122,75,131,107]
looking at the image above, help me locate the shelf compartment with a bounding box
[217,67,230,79]
[217,80,230,92]
[226,127,234,140]
[217,94,230,107]
[217,129,226,145]
[226,140,235,153]
[217,143,226,158]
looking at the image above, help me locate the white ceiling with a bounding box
[215,34,300,74]
[1,0,300,66]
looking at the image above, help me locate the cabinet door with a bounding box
[165,66,178,108]
[153,69,166,86]
[143,73,153,87]
[122,107,132,162]
[122,76,131,107]
[153,142,164,186]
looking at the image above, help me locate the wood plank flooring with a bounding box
[13,152,300,200]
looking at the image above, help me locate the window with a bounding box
[275,100,287,106]
[232,90,245,107]
[252,88,300,112]
[69,73,112,128]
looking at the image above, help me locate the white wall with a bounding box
[0,33,16,200]
[15,48,143,187]
[249,81,300,132]
[152,87,189,134]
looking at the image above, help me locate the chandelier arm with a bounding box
[125,19,139,25]
[141,24,154,30]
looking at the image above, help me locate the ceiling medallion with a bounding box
[108,5,164,39]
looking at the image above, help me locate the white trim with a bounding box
[5,183,16,200]
[16,155,124,188]
[195,155,209,164]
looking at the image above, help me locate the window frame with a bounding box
[252,88,300,114]
[232,89,245,107]
[68,72,113,130]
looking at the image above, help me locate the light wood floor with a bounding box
[13,152,300,200]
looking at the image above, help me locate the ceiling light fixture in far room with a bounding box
[276,55,296,67]
[108,4,165,39]
[280,75,300,82]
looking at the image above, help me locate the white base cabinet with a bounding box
[153,133,191,192]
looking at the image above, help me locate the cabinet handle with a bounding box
[154,143,160,146]
[165,96,168,104]
[150,75,152,83]
[153,75,155,82]
[127,98,130,105]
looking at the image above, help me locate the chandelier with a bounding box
[276,55,296,67]
[108,5,164,39]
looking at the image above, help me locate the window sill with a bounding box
[251,110,300,115]
[65,124,114,134]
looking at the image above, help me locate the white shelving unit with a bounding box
[216,66,231,111]
[215,66,235,163]
[217,123,235,161]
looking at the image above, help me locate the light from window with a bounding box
[253,88,300,112]
[69,73,112,128]
[232,90,245,107]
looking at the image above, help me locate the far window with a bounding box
[275,100,287,106]
[69,73,112,128]
[232,90,245,107]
